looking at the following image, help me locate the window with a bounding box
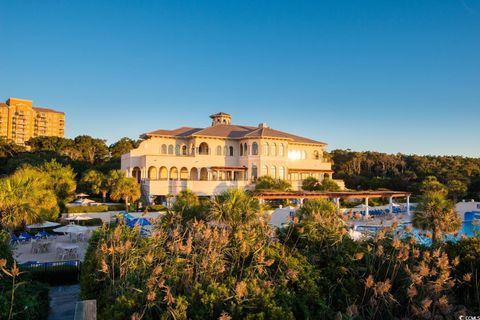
[279,144,284,157]
[229,146,234,156]
[216,145,222,155]
[313,150,320,160]
[263,142,269,156]
[252,142,259,155]
[168,145,174,155]
[240,144,244,156]
[175,145,180,155]
[270,166,276,178]
[262,165,268,176]
[199,142,209,155]
[302,151,307,160]
[279,166,285,179]
[251,165,258,180]
[161,144,167,154]
[182,145,188,155]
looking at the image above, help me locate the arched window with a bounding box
[278,166,285,179]
[159,167,168,180]
[240,144,243,156]
[229,146,234,156]
[262,165,268,176]
[302,150,307,160]
[180,167,189,180]
[148,166,157,180]
[169,167,178,180]
[272,143,277,156]
[199,142,209,155]
[216,145,222,156]
[161,144,167,154]
[252,142,259,155]
[168,145,174,155]
[182,145,188,155]
[132,167,141,183]
[270,166,276,178]
[175,144,180,155]
[251,165,258,180]
[224,146,228,155]
[200,168,208,180]
[244,143,248,155]
[263,142,269,156]
[279,143,284,157]
[313,150,320,160]
[190,168,198,180]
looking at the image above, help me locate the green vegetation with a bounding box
[0,231,50,320]
[301,176,341,192]
[254,176,292,191]
[330,149,480,200]
[80,188,480,319]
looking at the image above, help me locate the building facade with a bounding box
[121,113,342,200]
[0,98,65,145]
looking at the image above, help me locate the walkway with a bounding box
[48,284,80,320]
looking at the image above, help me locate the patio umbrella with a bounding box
[65,216,93,221]
[76,193,90,198]
[129,218,151,227]
[26,221,60,229]
[53,224,88,234]
[118,212,135,220]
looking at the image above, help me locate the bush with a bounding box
[146,204,166,212]
[65,205,125,213]
[78,218,104,226]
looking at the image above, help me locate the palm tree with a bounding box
[82,170,109,203]
[41,160,77,210]
[109,176,141,212]
[413,191,461,245]
[296,199,343,230]
[209,189,261,228]
[0,166,58,230]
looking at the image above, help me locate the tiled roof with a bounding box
[146,124,326,145]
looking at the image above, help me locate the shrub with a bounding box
[78,218,103,226]
[146,204,166,212]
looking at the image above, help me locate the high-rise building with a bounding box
[0,98,65,145]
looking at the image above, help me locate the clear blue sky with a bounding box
[1,0,479,156]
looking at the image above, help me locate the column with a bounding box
[335,197,340,214]
[365,197,369,218]
[389,196,393,215]
[406,195,411,215]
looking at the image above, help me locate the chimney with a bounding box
[258,122,268,128]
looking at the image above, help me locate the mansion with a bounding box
[121,112,343,200]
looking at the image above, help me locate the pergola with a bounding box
[254,190,412,216]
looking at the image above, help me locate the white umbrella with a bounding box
[65,216,93,221]
[53,224,88,234]
[26,221,60,229]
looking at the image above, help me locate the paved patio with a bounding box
[12,227,98,264]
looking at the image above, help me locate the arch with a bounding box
[159,166,168,180]
[168,145,174,155]
[200,167,208,181]
[313,150,320,160]
[182,145,188,155]
[243,143,247,156]
[240,144,244,156]
[263,142,269,156]
[279,143,284,157]
[175,144,180,155]
[224,146,228,156]
[229,146,234,156]
[251,165,258,180]
[216,145,222,156]
[132,167,141,183]
[272,143,277,156]
[199,142,209,155]
[190,167,198,180]
[148,166,157,180]
[262,165,268,176]
[270,166,276,178]
[169,167,178,180]
[161,144,167,154]
[302,150,307,160]
[180,167,189,180]
[278,166,285,179]
[324,173,330,179]
[252,142,259,155]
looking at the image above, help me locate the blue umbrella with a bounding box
[129,218,151,227]
[118,212,135,220]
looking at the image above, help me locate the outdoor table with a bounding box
[56,243,79,260]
